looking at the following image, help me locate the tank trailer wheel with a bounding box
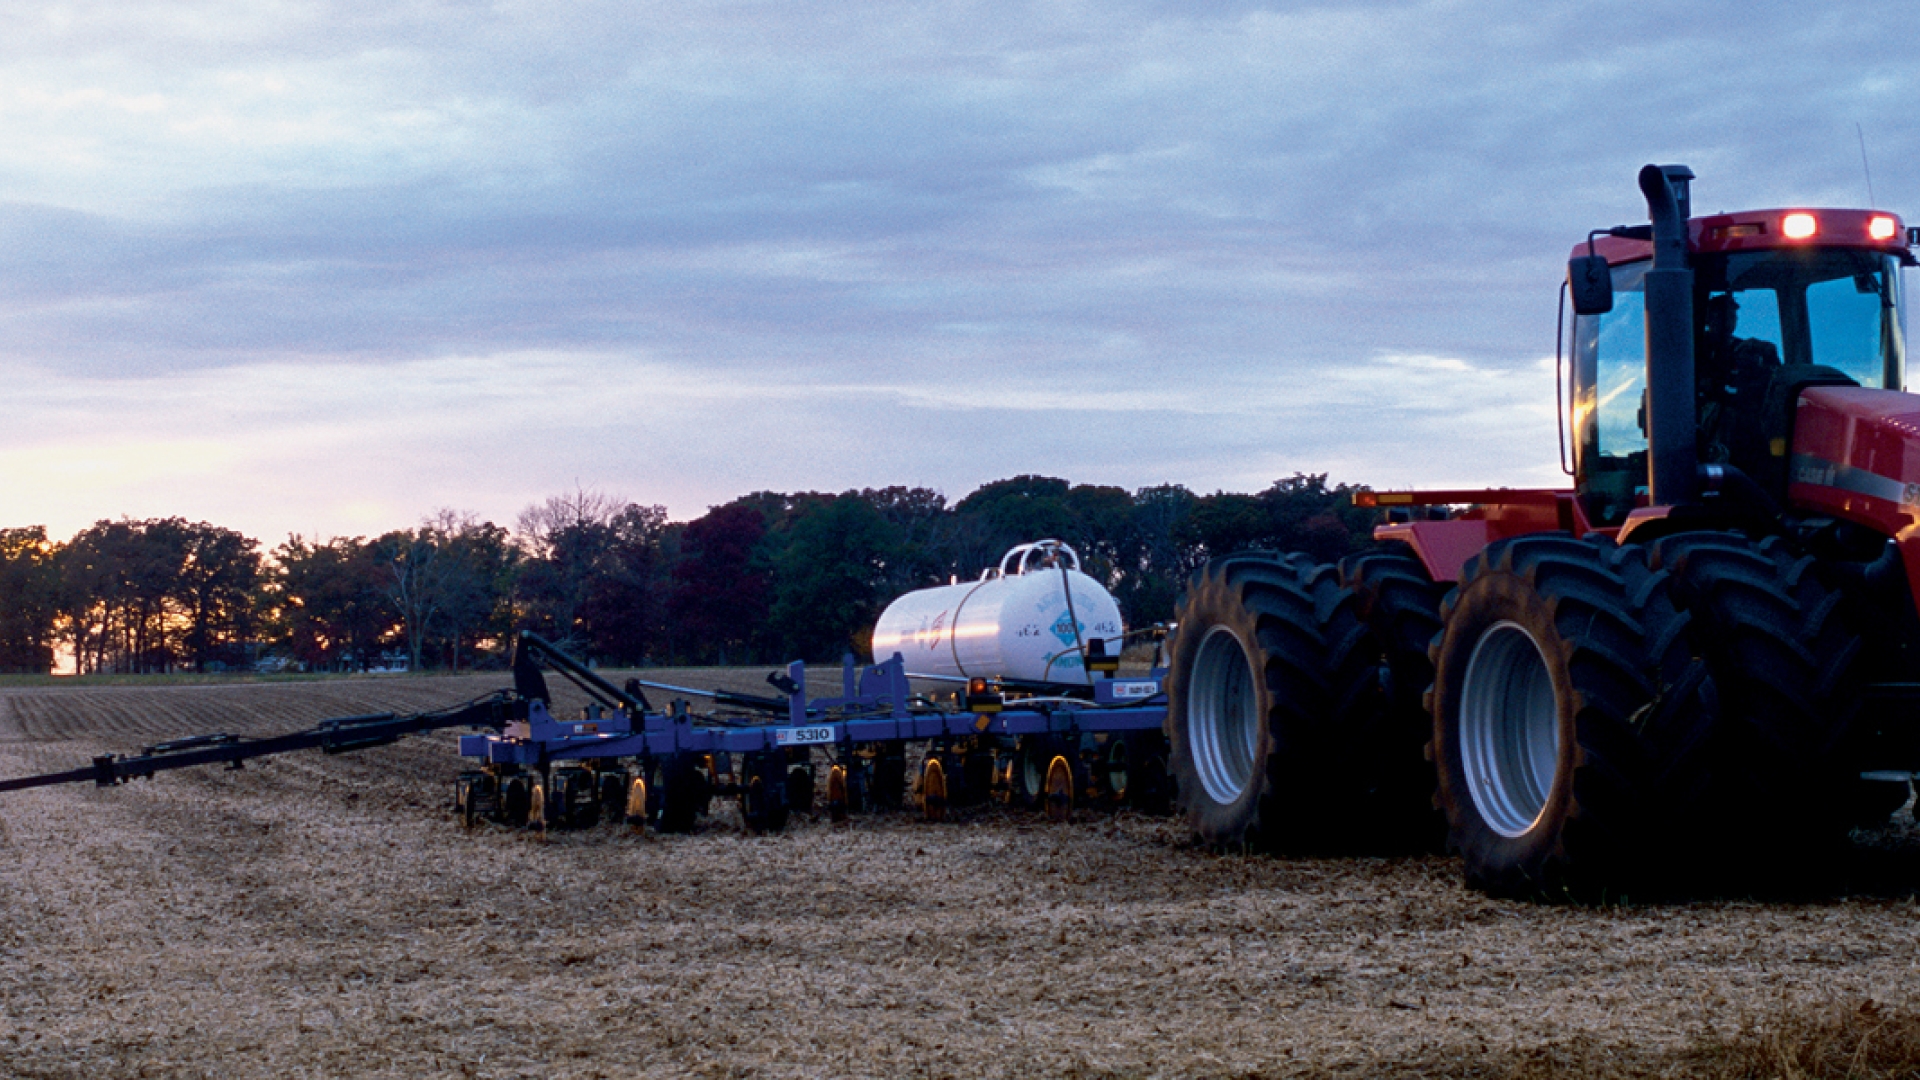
[624,776,649,832]
[1165,553,1374,852]
[921,756,949,822]
[1431,536,1712,899]
[1044,754,1074,822]
[826,764,850,823]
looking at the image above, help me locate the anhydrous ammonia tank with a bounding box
[871,540,1124,686]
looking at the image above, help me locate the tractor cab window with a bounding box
[1699,249,1905,390]
[1573,249,1908,527]
[1571,260,1649,527]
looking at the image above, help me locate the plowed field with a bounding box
[2,673,1918,1079]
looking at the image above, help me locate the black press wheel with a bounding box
[596,769,630,825]
[500,775,532,827]
[786,762,816,816]
[655,753,713,834]
[1122,733,1173,815]
[740,752,790,834]
[870,751,907,812]
[1431,535,1713,899]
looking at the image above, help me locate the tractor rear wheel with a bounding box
[1431,535,1714,898]
[1338,550,1447,851]
[1165,553,1374,851]
[1649,532,1863,878]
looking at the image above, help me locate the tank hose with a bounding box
[1044,559,1090,682]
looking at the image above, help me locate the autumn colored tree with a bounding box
[666,501,772,665]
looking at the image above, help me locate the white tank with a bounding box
[871,540,1124,686]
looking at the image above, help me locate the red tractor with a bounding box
[1165,164,1920,896]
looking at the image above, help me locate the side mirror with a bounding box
[1568,254,1613,315]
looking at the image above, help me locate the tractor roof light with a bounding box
[1782,212,1819,240]
[1869,215,1899,241]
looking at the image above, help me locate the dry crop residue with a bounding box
[1,674,1917,1079]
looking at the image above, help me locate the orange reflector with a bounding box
[1870,215,1898,241]
[1782,212,1818,239]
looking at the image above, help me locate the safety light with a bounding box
[1782,212,1818,240]
[965,677,1004,714]
[1869,215,1899,241]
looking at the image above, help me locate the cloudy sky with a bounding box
[4,0,1916,544]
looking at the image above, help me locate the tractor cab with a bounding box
[1567,207,1913,528]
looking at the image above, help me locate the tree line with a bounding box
[0,473,1379,675]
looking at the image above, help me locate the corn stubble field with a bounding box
[2,674,1919,1079]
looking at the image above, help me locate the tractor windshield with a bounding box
[1571,248,1907,527]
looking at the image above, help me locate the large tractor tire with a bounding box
[1165,552,1374,852]
[1648,532,1863,875]
[1338,549,1448,851]
[1430,535,1715,899]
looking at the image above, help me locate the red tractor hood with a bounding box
[1790,385,1920,538]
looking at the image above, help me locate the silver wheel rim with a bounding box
[1189,625,1261,806]
[1459,620,1561,838]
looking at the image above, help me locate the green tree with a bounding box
[172,522,261,672]
[0,527,60,673]
[273,536,393,671]
[768,495,904,662]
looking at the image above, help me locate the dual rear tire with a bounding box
[1171,531,1862,899]
[1165,553,1402,853]
[1430,531,1860,898]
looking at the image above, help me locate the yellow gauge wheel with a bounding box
[528,781,549,836]
[625,776,649,832]
[826,764,849,823]
[921,757,948,822]
[1045,755,1074,823]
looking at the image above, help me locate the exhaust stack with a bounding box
[1640,163,1697,507]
